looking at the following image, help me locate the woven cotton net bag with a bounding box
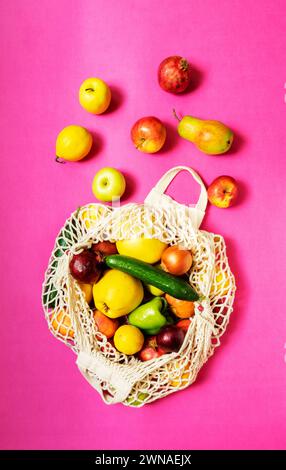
[42,166,236,407]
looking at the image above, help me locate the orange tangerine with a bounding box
[50,310,74,339]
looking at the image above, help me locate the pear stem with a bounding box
[55,156,65,164]
[173,108,181,122]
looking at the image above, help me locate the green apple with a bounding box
[79,77,111,114]
[92,167,126,202]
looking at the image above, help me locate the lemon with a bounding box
[56,125,93,161]
[116,211,157,238]
[146,284,164,296]
[211,269,231,296]
[114,325,144,355]
[93,269,144,318]
[116,238,167,264]
[80,204,105,230]
[145,264,164,295]
[197,268,231,297]
[170,361,190,387]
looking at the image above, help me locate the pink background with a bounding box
[1,0,286,450]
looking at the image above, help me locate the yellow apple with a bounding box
[79,77,111,114]
[93,269,144,318]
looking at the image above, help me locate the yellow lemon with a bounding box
[196,268,230,297]
[170,361,190,387]
[114,325,144,355]
[80,204,105,230]
[146,284,164,296]
[145,264,164,295]
[56,125,93,161]
[211,269,231,296]
[93,269,144,318]
[116,238,167,264]
[116,209,158,239]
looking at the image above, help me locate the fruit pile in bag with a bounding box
[52,237,199,360]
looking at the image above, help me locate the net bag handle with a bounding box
[145,166,208,216]
[76,351,137,404]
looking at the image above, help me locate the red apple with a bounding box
[158,56,191,93]
[138,347,161,361]
[176,319,192,333]
[207,176,238,208]
[92,241,118,255]
[91,241,118,263]
[138,336,165,361]
[131,116,166,154]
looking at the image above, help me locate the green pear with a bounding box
[128,297,168,335]
[174,110,233,155]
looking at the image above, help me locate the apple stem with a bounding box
[55,156,65,164]
[102,302,109,313]
[85,88,94,92]
[173,109,181,122]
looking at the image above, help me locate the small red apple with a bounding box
[138,336,165,361]
[131,116,166,154]
[176,319,192,333]
[92,241,118,255]
[158,56,191,93]
[91,241,118,263]
[207,176,238,208]
[138,347,161,361]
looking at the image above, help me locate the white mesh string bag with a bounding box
[42,166,236,406]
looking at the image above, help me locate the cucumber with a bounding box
[105,255,199,302]
[42,285,57,308]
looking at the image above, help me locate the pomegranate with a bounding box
[158,56,191,93]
